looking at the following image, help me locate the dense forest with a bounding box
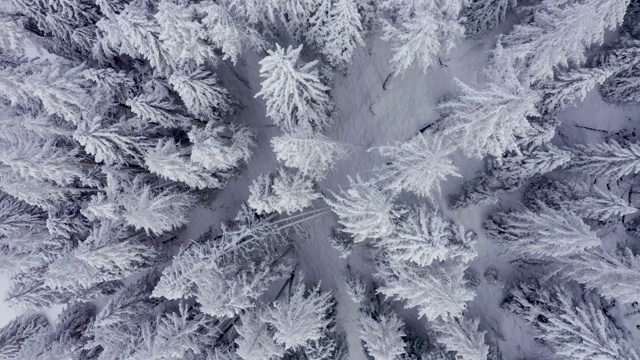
[0,0,640,359]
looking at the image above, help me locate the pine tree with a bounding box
[224,0,282,27]
[248,169,320,215]
[375,132,461,200]
[526,180,637,221]
[235,308,286,360]
[539,67,614,115]
[484,203,601,258]
[500,0,630,82]
[431,315,489,360]
[0,194,45,238]
[155,1,219,68]
[74,116,144,166]
[440,45,540,159]
[16,302,96,360]
[271,129,347,180]
[84,272,159,360]
[197,1,267,64]
[127,303,213,360]
[377,258,475,321]
[268,169,319,214]
[565,139,640,179]
[95,4,174,73]
[326,176,400,243]
[358,311,406,360]
[381,0,466,75]
[506,282,640,359]
[189,123,255,173]
[0,136,86,187]
[0,58,94,124]
[556,246,640,304]
[261,279,333,350]
[152,237,291,318]
[255,44,332,131]
[343,266,367,305]
[379,205,477,267]
[44,221,158,294]
[598,37,640,104]
[490,144,573,188]
[83,175,195,235]
[169,67,230,121]
[10,0,99,59]
[0,169,74,211]
[126,89,193,129]
[464,0,516,37]
[0,313,48,360]
[315,0,365,69]
[144,138,224,190]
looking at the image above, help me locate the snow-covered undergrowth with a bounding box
[1,0,640,359]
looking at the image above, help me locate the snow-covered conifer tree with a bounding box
[381,0,466,75]
[556,246,640,303]
[377,258,475,321]
[343,266,367,304]
[500,0,630,82]
[95,4,174,73]
[526,180,637,221]
[379,205,477,267]
[248,169,320,215]
[189,123,254,173]
[74,116,144,166]
[127,302,213,360]
[465,0,516,37]
[155,1,219,68]
[0,136,86,186]
[484,204,601,258]
[126,90,193,129]
[0,313,48,359]
[224,0,281,27]
[16,302,96,360]
[169,67,230,121]
[440,45,540,158]
[197,2,267,64]
[44,221,158,294]
[0,194,45,238]
[490,144,572,188]
[261,279,333,350]
[506,282,640,359]
[83,175,195,235]
[271,129,347,180]
[84,272,159,360]
[539,67,614,115]
[0,58,94,124]
[431,315,489,360]
[327,176,400,242]
[153,237,291,318]
[375,132,460,200]
[255,44,332,131]
[597,36,640,104]
[315,0,365,69]
[10,0,99,59]
[269,170,320,214]
[235,308,286,360]
[358,310,406,360]
[144,138,224,190]
[565,139,640,179]
[0,169,74,211]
